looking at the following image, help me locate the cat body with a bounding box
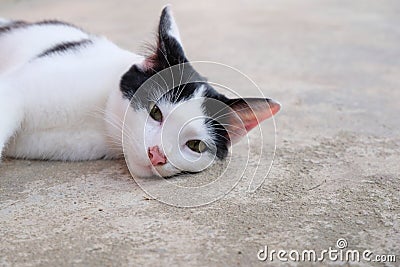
[0,20,139,161]
[0,6,280,177]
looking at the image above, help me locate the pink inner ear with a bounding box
[242,100,280,132]
[242,112,264,132]
[227,99,281,142]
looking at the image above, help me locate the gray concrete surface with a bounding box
[0,0,399,266]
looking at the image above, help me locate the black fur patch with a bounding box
[0,19,82,36]
[36,39,93,58]
[120,64,204,109]
[35,20,80,28]
[120,65,150,102]
[0,20,28,35]
[202,86,231,159]
[163,82,201,103]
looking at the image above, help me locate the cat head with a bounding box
[117,6,280,177]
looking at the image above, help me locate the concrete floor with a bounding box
[0,0,399,266]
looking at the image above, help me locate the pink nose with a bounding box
[148,146,167,166]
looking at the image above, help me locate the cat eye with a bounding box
[149,102,163,122]
[186,140,208,153]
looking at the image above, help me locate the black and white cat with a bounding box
[0,6,280,177]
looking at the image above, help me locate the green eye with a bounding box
[186,140,208,153]
[149,102,163,122]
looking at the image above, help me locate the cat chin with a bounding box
[150,164,181,178]
[126,161,181,178]
[125,158,180,178]
[125,161,153,178]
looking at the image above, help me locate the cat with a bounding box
[0,5,280,178]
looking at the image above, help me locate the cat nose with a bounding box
[148,146,167,166]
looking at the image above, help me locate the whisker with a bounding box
[88,105,141,147]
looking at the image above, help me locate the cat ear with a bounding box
[144,5,187,70]
[224,98,281,144]
[159,5,183,47]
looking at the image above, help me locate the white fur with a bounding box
[0,18,9,25]
[0,23,142,161]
